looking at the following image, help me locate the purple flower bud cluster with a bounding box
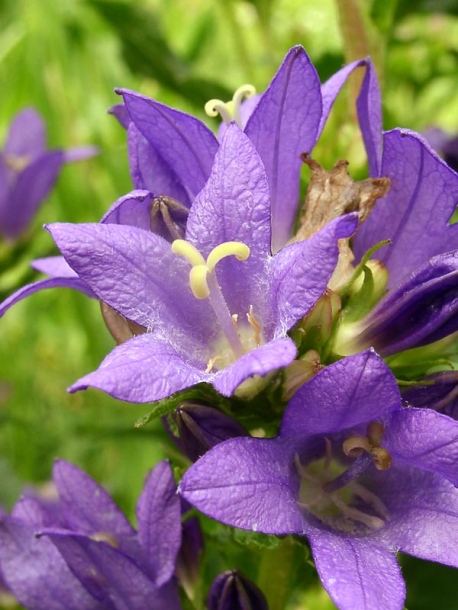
[1,46,458,610]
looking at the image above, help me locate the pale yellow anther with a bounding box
[206,242,250,271]
[189,265,210,299]
[171,239,205,267]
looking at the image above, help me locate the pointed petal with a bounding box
[101,189,154,230]
[46,222,215,351]
[354,129,458,286]
[372,465,458,568]
[355,251,458,355]
[319,59,382,176]
[118,89,218,201]
[69,334,207,403]
[46,533,181,610]
[309,532,405,610]
[0,276,95,318]
[127,124,191,205]
[0,150,64,238]
[281,350,401,438]
[136,461,181,586]
[4,108,46,157]
[384,408,458,486]
[179,437,305,534]
[212,337,297,396]
[53,460,136,542]
[108,103,130,129]
[270,214,358,335]
[0,518,100,610]
[245,46,322,251]
[186,123,272,319]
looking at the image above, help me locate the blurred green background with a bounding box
[1,0,458,608]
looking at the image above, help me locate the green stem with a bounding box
[257,539,295,610]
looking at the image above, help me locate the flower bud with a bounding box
[167,403,248,462]
[207,570,269,610]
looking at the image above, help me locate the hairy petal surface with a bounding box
[69,334,207,403]
[186,124,271,319]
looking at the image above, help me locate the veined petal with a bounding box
[127,124,191,205]
[309,532,405,610]
[319,58,382,176]
[245,46,322,252]
[280,350,401,438]
[46,222,216,351]
[118,88,218,201]
[101,189,154,230]
[354,129,458,286]
[69,334,207,404]
[179,437,305,535]
[136,461,181,587]
[211,337,297,397]
[186,123,272,319]
[384,408,458,486]
[372,465,458,568]
[270,214,357,336]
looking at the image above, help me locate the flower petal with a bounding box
[245,46,322,251]
[4,108,46,157]
[309,531,405,610]
[384,408,458,486]
[53,460,136,543]
[101,189,154,230]
[179,437,305,534]
[118,88,218,202]
[280,350,401,437]
[211,336,297,397]
[0,518,100,610]
[354,129,458,286]
[46,222,215,352]
[186,123,272,320]
[319,59,382,176]
[354,251,458,355]
[270,214,358,335]
[136,461,181,587]
[69,334,207,403]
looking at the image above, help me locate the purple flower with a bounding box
[344,130,458,356]
[116,46,378,253]
[0,460,182,610]
[402,370,458,419]
[207,570,268,610]
[45,124,357,403]
[0,107,97,240]
[0,46,377,319]
[180,350,458,610]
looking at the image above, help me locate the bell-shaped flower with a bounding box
[207,569,268,610]
[0,107,97,240]
[344,130,458,356]
[0,460,182,610]
[46,125,357,403]
[180,350,458,610]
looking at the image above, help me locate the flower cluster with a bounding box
[1,46,458,610]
